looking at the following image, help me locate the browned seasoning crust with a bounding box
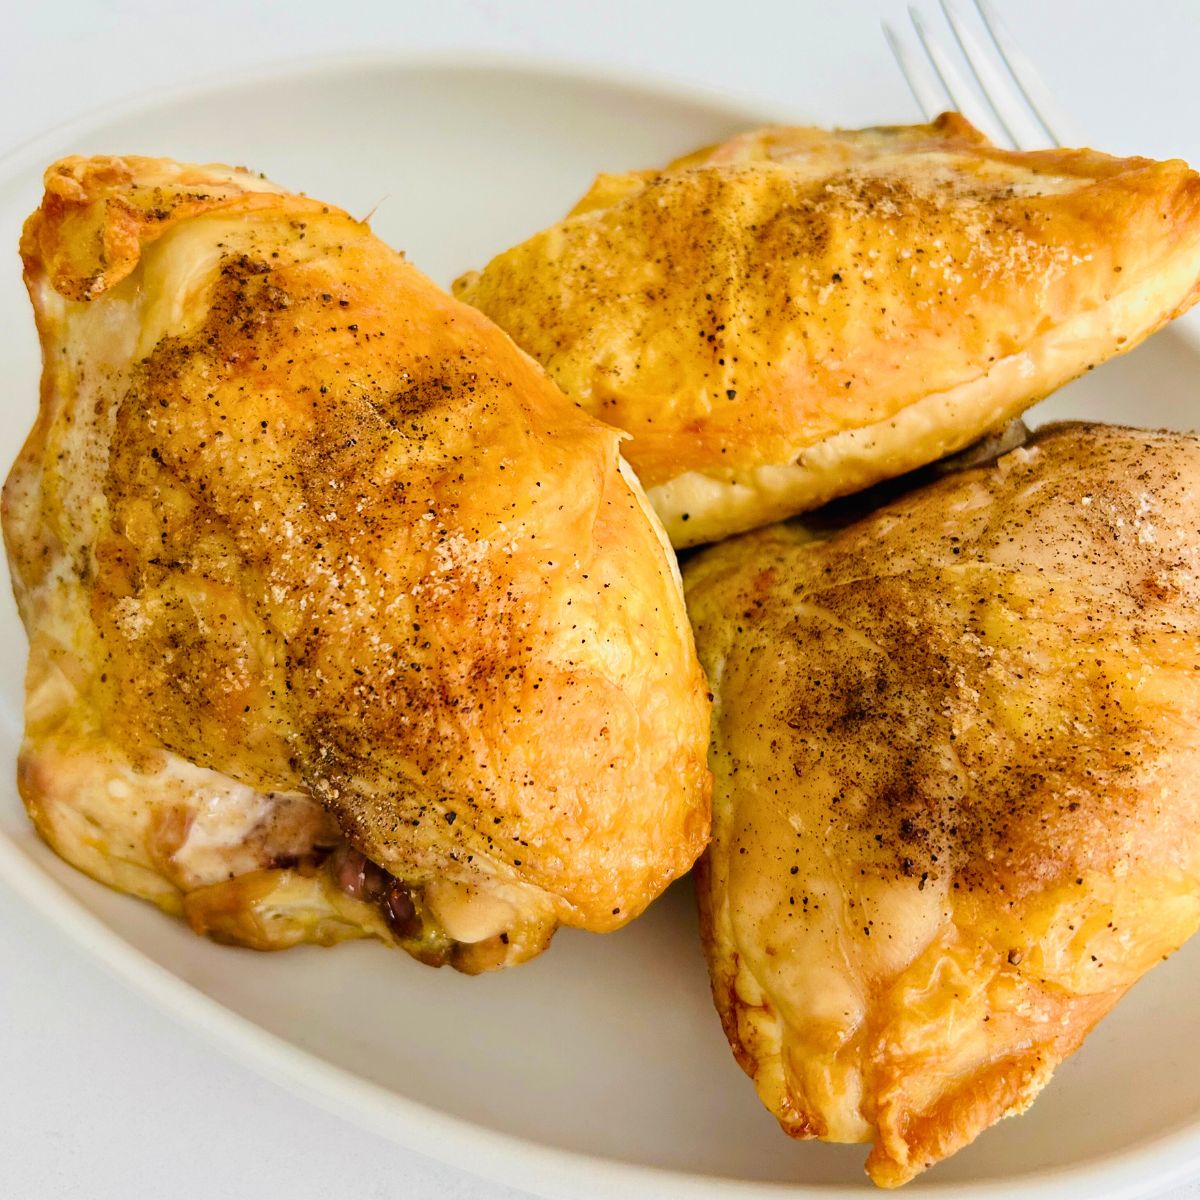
[455,115,1200,546]
[685,423,1200,1184]
[5,155,712,972]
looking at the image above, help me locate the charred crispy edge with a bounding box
[670,111,1186,180]
[695,848,823,1144]
[538,111,1196,241]
[561,114,992,218]
[692,850,750,1068]
[919,111,989,144]
[690,611,768,1103]
[20,155,349,302]
[694,827,817,1131]
[865,982,1125,1188]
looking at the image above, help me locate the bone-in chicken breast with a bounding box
[684,424,1200,1184]
[4,155,711,973]
[455,116,1200,546]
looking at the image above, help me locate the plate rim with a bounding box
[2,49,1199,1200]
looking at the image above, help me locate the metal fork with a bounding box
[883,0,1080,150]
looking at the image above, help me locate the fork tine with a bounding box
[938,0,1048,148]
[974,0,1078,146]
[883,21,944,122]
[908,6,1012,147]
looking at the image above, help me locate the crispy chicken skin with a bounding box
[684,424,1200,1185]
[4,155,711,972]
[455,116,1200,546]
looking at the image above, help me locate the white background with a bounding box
[4,2,1200,1198]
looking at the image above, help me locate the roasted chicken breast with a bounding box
[455,116,1200,546]
[4,155,711,973]
[685,423,1200,1184]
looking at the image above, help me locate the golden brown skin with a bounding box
[455,116,1200,546]
[4,156,711,972]
[684,424,1200,1185]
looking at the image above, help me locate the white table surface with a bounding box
[4,2,1200,1197]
